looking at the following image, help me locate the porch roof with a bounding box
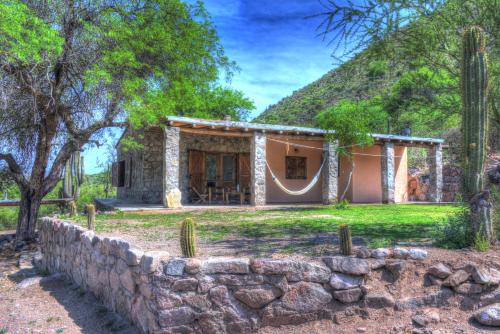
[165,116,444,146]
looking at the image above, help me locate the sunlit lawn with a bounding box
[68,204,461,243]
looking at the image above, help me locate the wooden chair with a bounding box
[191,187,208,204]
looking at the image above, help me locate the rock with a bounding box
[412,309,440,327]
[408,248,427,260]
[428,263,452,279]
[333,288,363,303]
[209,286,232,307]
[214,274,265,286]
[164,258,186,276]
[425,274,443,287]
[393,247,409,259]
[140,251,170,273]
[172,278,198,292]
[158,307,194,327]
[125,248,143,266]
[465,263,491,284]
[234,287,281,309]
[119,270,135,294]
[323,256,370,275]
[443,270,469,287]
[281,282,332,312]
[165,188,182,209]
[198,275,215,293]
[454,282,482,295]
[356,327,367,333]
[473,303,500,327]
[183,294,212,312]
[368,259,386,270]
[251,259,331,282]
[364,292,395,309]
[371,248,391,259]
[386,260,406,280]
[202,257,250,274]
[156,292,183,309]
[481,291,500,307]
[185,258,202,274]
[329,272,364,290]
[356,247,371,259]
[16,276,43,289]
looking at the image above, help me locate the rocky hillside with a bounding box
[254,47,406,127]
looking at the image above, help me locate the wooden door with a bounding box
[221,154,236,189]
[189,150,205,193]
[239,153,251,191]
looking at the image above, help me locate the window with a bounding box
[286,156,307,179]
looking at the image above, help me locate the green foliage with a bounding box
[180,218,196,257]
[367,238,392,249]
[335,199,350,210]
[316,99,387,153]
[434,209,473,249]
[338,224,353,255]
[473,232,490,252]
[367,60,388,79]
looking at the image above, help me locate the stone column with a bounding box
[322,141,338,204]
[251,132,266,206]
[428,143,443,202]
[163,126,181,208]
[381,142,395,204]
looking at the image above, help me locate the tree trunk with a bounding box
[16,190,42,242]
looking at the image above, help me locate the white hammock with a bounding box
[266,159,326,196]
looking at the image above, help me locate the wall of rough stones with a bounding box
[117,127,164,204]
[37,218,500,333]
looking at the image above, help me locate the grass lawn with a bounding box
[72,204,461,245]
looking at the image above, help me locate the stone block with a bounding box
[165,258,186,276]
[158,307,195,327]
[202,257,250,274]
[364,292,395,309]
[234,287,281,309]
[251,259,331,282]
[323,256,370,275]
[428,263,452,279]
[329,272,363,290]
[333,288,363,303]
[172,278,198,292]
[140,251,170,273]
[281,282,332,312]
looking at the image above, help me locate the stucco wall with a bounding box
[117,128,164,204]
[265,137,323,203]
[338,145,408,203]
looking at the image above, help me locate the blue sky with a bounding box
[85,0,338,173]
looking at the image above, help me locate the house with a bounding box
[112,116,444,207]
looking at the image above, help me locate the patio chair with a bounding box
[191,187,208,204]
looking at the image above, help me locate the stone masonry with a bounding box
[163,126,181,207]
[250,132,266,206]
[322,141,339,204]
[381,142,395,204]
[36,218,478,334]
[428,144,443,202]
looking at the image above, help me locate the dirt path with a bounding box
[0,244,138,334]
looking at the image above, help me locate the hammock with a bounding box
[266,159,326,196]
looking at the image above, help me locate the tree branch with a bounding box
[0,154,28,188]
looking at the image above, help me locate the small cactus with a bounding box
[86,204,95,231]
[339,224,353,255]
[68,201,77,217]
[180,218,197,258]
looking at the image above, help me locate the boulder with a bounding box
[364,292,395,309]
[329,272,364,290]
[473,303,500,327]
[184,258,202,274]
[356,247,371,259]
[333,288,363,303]
[393,247,409,259]
[234,287,281,309]
[465,263,491,284]
[454,283,482,295]
[370,248,391,259]
[443,270,469,287]
[385,260,406,280]
[368,259,386,270]
[408,248,428,260]
[251,259,330,282]
[428,263,452,279]
[202,257,250,274]
[412,309,440,327]
[172,278,198,292]
[323,256,370,275]
[281,282,332,312]
[140,251,170,273]
[481,291,500,307]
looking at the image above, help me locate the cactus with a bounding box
[180,218,197,258]
[60,151,85,201]
[339,224,352,255]
[86,204,95,230]
[68,201,77,217]
[461,26,493,242]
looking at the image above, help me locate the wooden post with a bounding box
[86,204,95,231]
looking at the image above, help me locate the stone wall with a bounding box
[178,133,251,203]
[37,217,447,334]
[117,127,164,204]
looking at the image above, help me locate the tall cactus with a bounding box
[180,218,197,258]
[339,224,353,255]
[60,151,85,200]
[461,26,493,242]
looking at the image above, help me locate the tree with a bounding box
[0,0,254,242]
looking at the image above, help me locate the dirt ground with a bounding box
[0,236,499,334]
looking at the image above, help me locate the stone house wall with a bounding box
[117,128,164,204]
[37,218,444,334]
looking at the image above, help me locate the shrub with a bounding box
[434,208,473,249]
[335,199,350,210]
[367,238,392,249]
